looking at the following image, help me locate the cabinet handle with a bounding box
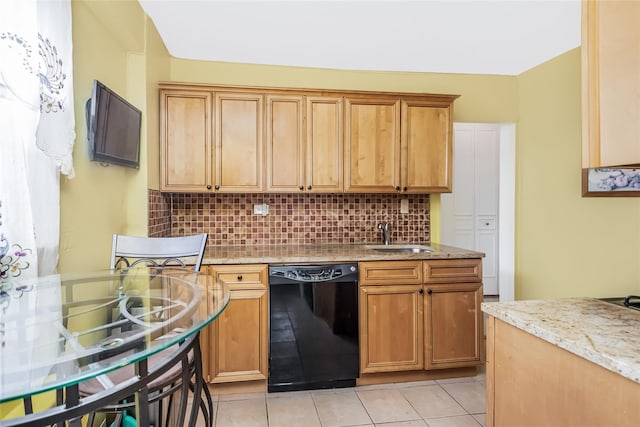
[419,288,424,294]
[215,185,220,190]
[299,185,304,190]
[307,185,312,190]
[395,186,400,191]
[427,288,432,294]
[403,186,408,192]
[206,185,212,190]
[237,274,243,281]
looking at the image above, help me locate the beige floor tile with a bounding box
[472,414,486,427]
[440,382,486,414]
[267,394,321,427]
[435,377,476,385]
[374,420,428,426]
[357,389,421,424]
[215,398,267,427]
[356,383,397,391]
[267,390,312,399]
[218,392,266,401]
[424,415,482,427]
[312,390,372,427]
[393,380,437,389]
[400,385,466,419]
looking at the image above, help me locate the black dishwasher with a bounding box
[268,263,359,392]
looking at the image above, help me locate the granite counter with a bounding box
[202,242,484,265]
[482,298,640,384]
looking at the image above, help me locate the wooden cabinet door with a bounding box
[160,90,213,192]
[207,265,268,383]
[266,95,305,192]
[583,0,640,167]
[214,92,264,192]
[359,284,424,373]
[401,100,453,193]
[344,98,401,192]
[424,282,483,369]
[306,96,344,192]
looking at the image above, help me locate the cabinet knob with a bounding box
[427,288,432,294]
[307,185,313,190]
[299,185,304,190]
[215,185,220,190]
[206,185,212,190]
[395,186,401,191]
[237,274,243,281]
[419,288,424,294]
[403,186,408,192]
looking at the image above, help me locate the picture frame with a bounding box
[582,168,640,197]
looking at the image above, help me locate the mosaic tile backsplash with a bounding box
[148,190,430,246]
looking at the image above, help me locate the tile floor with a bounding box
[205,373,486,427]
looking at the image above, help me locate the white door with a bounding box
[441,123,500,295]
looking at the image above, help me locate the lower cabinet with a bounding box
[202,259,482,385]
[423,259,483,369]
[205,264,268,383]
[359,259,483,375]
[359,284,424,373]
[424,282,483,369]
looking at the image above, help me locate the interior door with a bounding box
[441,123,499,295]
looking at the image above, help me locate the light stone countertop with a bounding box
[202,242,484,265]
[482,298,640,384]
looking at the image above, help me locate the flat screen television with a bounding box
[85,80,142,168]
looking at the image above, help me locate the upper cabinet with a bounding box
[401,99,454,193]
[582,0,640,168]
[305,96,344,192]
[266,95,343,192]
[345,95,456,193]
[160,83,457,194]
[160,90,212,192]
[160,88,263,192]
[215,92,264,192]
[345,97,401,192]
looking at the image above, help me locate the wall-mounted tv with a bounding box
[85,80,141,169]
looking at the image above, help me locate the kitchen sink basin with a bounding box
[365,244,435,253]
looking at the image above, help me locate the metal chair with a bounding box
[109,234,207,271]
[82,233,212,427]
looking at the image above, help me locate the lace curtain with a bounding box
[0,0,75,284]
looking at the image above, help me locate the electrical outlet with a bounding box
[400,199,409,214]
[253,203,269,216]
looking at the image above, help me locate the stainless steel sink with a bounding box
[365,244,435,253]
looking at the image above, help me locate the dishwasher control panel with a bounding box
[269,264,358,284]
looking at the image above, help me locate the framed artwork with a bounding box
[582,168,640,197]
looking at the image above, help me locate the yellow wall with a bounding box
[516,49,640,298]
[60,0,169,272]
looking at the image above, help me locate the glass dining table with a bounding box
[0,267,230,426]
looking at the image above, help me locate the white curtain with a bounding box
[0,0,74,282]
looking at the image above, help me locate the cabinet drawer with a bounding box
[423,259,482,283]
[208,264,268,290]
[359,261,422,285]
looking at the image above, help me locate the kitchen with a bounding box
[48,0,640,426]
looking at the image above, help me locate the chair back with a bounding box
[110,234,208,272]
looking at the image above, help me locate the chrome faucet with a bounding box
[377,222,392,245]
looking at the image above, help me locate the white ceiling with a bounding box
[138,0,582,76]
